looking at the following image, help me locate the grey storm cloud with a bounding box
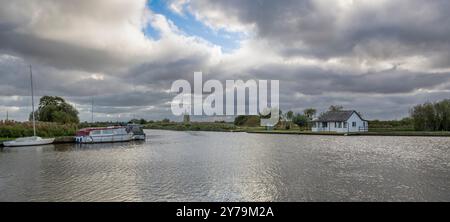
[1,0,450,121]
[189,0,450,61]
[0,32,129,73]
[240,63,450,94]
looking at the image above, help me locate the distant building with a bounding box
[312,110,368,133]
[183,113,190,123]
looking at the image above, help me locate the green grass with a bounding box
[2,121,449,140]
[0,137,15,141]
[247,129,450,137]
[0,122,78,138]
[144,122,238,132]
[350,131,450,137]
[246,130,341,135]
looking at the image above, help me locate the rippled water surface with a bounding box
[1,130,449,201]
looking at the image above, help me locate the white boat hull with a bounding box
[3,137,55,147]
[75,134,133,143]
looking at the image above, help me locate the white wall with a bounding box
[346,112,367,132]
[311,112,368,133]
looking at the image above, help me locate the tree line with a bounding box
[410,99,450,131]
[20,95,450,132]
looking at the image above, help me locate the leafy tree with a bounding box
[328,105,343,112]
[30,96,79,124]
[128,119,139,124]
[139,118,148,125]
[130,118,148,124]
[280,110,295,129]
[410,99,450,131]
[286,111,294,122]
[303,108,317,119]
[293,113,308,127]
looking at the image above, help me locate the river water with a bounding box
[0,129,449,201]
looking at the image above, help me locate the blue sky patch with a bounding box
[145,0,243,53]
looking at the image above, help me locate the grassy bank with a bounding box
[0,121,78,138]
[246,130,340,135]
[144,122,240,132]
[246,129,450,137]
[143,121,450,136]
[349,131,450,137]
[2,121,449,140]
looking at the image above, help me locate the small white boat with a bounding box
[3,136,55,147]
[4,65,55,147]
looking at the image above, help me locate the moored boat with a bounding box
[3,136,55,147]
[75,126,133,143]
[3,65,55,147]
[127,124,146,140]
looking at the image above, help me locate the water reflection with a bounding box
[0,130,449,201]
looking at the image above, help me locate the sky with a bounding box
[1,0,450,122]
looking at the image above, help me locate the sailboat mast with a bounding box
[91,96,94,123]
[30,65,36,137]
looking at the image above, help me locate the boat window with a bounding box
[103,130,113,134]
[91,130,101,135]
[114,128,126,134]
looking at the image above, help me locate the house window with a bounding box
[337,122,342,128]
[334,122,337,128]
[322,122,327,128]
[344,122,347,128]
[352,122,356,127]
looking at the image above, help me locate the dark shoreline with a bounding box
[246,130,450,137]
[146,128,450,137]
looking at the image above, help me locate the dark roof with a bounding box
[314,110,366,122]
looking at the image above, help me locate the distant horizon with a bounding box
[1,96,415,123]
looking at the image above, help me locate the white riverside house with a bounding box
[312,110,368,133]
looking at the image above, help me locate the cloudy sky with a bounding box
[1,0,450,122]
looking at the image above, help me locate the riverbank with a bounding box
[246,130,450,137]
[144,122,241,132]
[2,122,450,148]
[143,122,450,137]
